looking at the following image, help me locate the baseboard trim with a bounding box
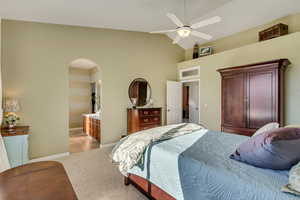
[29,152,70,163]
[69,127,83,131]
[100,142,117,148]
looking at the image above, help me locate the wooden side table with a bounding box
[1,126,30,168]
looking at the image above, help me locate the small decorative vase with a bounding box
[131,98,137,109]
[4,113,20,129]
[8,124,15,130]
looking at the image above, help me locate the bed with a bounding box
[125,130,299,200]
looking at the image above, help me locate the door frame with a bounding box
[179,66,200,80]
[180,79,200,124]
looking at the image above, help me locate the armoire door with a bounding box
[247,69,277,129]
[222,73,246,128]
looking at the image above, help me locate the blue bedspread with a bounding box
[128,130,299,200]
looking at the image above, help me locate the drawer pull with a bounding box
[153,118,159,121]
[143,119,149,122]
[143,111,149,115]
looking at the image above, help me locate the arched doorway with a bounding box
[68,58,102,153]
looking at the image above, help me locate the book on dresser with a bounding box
[127,108,162,134]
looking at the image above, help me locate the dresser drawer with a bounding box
[140,116,161,124]
[140,124,160,131]
[151,109,161,116]
[128,108,162,134]
[139,109,161,116]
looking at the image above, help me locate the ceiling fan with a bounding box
[150,0,222,44]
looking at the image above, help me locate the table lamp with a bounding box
[3,98,20,129]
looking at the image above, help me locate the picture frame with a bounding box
[199,46,213,57]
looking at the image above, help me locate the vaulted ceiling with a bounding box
[1,0,300,49]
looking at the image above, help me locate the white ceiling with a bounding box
[1,0,300,49]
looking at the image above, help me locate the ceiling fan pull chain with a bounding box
[183,0,187,25]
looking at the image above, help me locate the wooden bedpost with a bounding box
[124,177,130,186]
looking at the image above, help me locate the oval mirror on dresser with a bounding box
[127,78,161,135]
[128,78,151,107]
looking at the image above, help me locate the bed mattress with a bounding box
[128,130,299,200]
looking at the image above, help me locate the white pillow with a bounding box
[253,122,279,137]
[282,162,300,196]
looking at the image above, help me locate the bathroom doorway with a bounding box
[68,58,101,153]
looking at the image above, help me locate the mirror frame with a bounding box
[128,78,152,107]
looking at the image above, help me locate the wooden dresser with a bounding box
[217,59,290,136]
[127,108,162,134]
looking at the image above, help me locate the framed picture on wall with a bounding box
[199,47,213,57]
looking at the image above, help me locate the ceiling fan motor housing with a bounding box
[177,26,192,38]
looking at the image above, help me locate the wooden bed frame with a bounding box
[125,174,175,200]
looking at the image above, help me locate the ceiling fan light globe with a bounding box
[177,27,191,38]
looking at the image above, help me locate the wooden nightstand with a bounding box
[1,126,30,168]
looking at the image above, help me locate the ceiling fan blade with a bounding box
[150,29,176,34]
[191,16,221,29]
[173,35,182,44]
[191,31,212,40]
[167,13,184,27]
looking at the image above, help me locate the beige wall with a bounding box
[69,68,92,128]
[178,32,300,131]
[1,20,184,158]
[0,18,2,123]
[185,13,300,60]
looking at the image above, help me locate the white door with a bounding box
[189,82,199,123]
[167,81,182,125]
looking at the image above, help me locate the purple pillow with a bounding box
[230,128,300,170]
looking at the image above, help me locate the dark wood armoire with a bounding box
[217,59,290,136]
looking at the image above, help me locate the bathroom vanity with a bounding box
[83,114,100,142]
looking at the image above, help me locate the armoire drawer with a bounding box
[222,126,257,137]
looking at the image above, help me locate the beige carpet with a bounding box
[55,147,147,200]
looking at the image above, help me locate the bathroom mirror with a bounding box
[128,78,151,107]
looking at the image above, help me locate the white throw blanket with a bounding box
[111,123,204,176]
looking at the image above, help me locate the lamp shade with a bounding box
[4,98,20,113]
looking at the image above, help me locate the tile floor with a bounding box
[69,129,100,154]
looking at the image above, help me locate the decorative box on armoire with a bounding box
[1,126,30,167]
[127,108,162,134]
[217,59,290,136]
